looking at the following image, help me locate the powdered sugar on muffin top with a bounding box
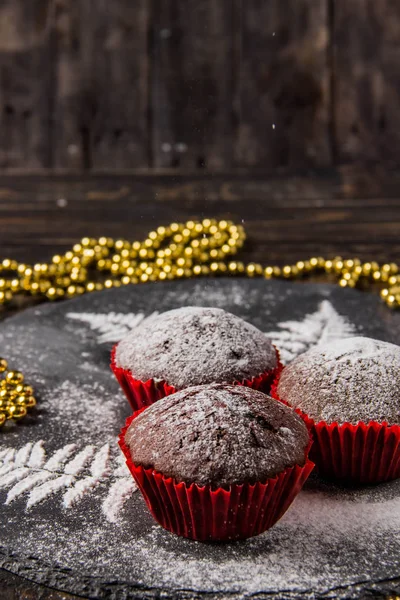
[116,307,277,389]
[277,336,400,424]
[125,384,309,487]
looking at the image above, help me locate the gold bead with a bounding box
[228,262,237,273]
[282,265,292,277]
[388,275,400,286]
[24,395,37,408]
[6,371,24,385]
[380,288,389,299]
[362,263,372,275]
[333,260,344,273]
[0,413,5,426]
[0,358,8,373]
[264,266,274,278]
[246,263,256,276]
[7,404,27,419]
[67,285,77,297]
[387,294,396,307]
[193,265,202,276]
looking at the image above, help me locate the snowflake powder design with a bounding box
[67,311,158,344]
[266,300,356,363]
[0,441,137,523]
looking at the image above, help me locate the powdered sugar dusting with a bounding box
[27,442,46,468]
[267,300,356,363]
[64,446,96,476]
[126,384,309,487]
[27,475,74,508]
[46,380,119,438]
[44,444,77,471]
[67,310,158,344]
[102,478,137,524]
[116,306,277,388]
[6,471,54,505]
[278,336,400,423]
[0,441,136,522]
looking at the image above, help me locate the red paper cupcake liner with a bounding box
[118,412,314,542]
[271,373,400,484]
[111,345,283,414]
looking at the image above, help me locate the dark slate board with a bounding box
[0,278,400,600]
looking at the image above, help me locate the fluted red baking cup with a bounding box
[271,378,400,483]
[111,345,283,413]
[111,346,176,412]
[118,413,314,541]
[309,419,400,483]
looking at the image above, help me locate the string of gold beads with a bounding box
[0,220,398,308]
[0,357,36,426]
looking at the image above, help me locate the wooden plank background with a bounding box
[0,0,398,171]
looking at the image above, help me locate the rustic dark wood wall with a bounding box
[0,0,398,172]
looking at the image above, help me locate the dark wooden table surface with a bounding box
[1,167,399,599]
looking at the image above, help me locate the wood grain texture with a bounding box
[235,0,332,168]
[334,0,400,165]
[0,0,52,169]
[52,0,149,169]
[151,0,235,169]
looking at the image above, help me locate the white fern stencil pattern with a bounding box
[266,300,356,363]
[67,311,158,343]
[0,441,137,523]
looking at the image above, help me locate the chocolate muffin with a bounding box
[120,383,313,540]
[276,336,400,425]
[125,383,309,487]
[116,306,278,389]
[112,306,281,412]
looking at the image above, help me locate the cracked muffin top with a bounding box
[125,383,309,488]
[115,307,278,388]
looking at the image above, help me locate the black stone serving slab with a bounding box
[0,278,400,600]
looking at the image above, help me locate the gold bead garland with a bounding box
[0,218,399,427]
[0,357,36,425]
